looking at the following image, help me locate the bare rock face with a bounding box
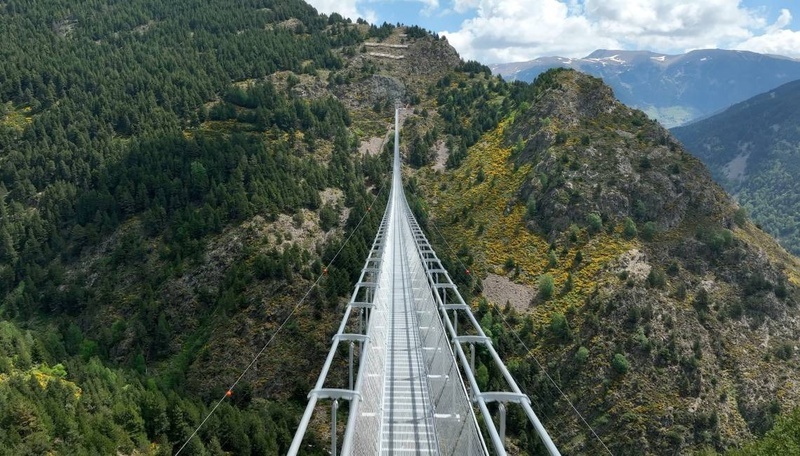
[334,32,460,110]
[404,36,461,76]
[368,74,406,104]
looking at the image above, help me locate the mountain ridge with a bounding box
[491,49,800,127]
[672,78,800,256]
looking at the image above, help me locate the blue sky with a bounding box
[306,0,800,63]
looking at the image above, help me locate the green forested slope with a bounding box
[0,1,393,453]
[671,79,800,255]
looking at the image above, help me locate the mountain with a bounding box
[671,79,800,256]
[2,0,800,454]
[411,68,800,454]
[491,49,800,127]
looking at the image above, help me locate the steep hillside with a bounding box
[491,49,800,127]
[0,1,458,453]
[672,80,800,256]
[413,68,800,454]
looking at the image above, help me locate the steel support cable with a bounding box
[405,211,535,455]
[424,218,614,455]
[174,178,390,456]
[402,188,489,454]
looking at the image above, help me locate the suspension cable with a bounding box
[425,216,614,455]
[175,173,389,455]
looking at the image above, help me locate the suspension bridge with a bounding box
[288,109,561,455]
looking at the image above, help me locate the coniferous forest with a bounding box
[0,1,393,453]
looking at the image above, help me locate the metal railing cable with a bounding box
[405,211,559,456]
[424,217,614,455]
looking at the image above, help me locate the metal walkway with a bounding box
[380,197,437,453]
[289,109,560,456]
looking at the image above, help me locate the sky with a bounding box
[304,0,800,64]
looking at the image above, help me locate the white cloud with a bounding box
[737,28,800,56]
[304,0,376,23]
[443,0,620,63]
[440,0,800,63]
[736,10,800,57]
[767,8,793,33]
[453,0,481,14]
[420,0,441,16]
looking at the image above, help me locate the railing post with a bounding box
[349,342,354,390]
[499,403,507,447]
[331,399,339,456]
[470,343,476,375]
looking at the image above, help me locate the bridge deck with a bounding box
[379,174,438,454]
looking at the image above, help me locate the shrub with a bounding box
[526,198,536,219]
[694,288,710,311]
[319,204,338,231]
[697,226,734,254]
[775,342,794,361]
[733,208,748,227]
[647,268,666,288]
[476,363,489,390]
[292,211,305,228]
[612,353,630,374]
[623,217,638,239]
[575,346,589,364]
[563,273,574,293]
[674,283,687,300]
[549,312,570,341]
[775,282,788,299]
[640,221,658,241]
[573,250,583,266]
[666,261,679,276]
[587,213,603,234]
[568,224,580,242]
[538,274,555,300]
[547,250,558,268]
[728,301,744,319]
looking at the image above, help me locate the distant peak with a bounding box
[584,49,656,57]
[585,49,623,59]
